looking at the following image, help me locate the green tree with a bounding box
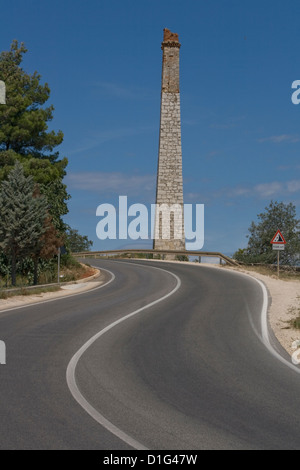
[176,254,189,261]
[0,39,70,230]
[31,216,64,285]
[234,201,300,265]
[66,227,93,252]
[0,41,63,160]
[0,150,69,231]
[0,161,48,285]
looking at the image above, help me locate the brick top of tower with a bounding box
[161,28,181,49]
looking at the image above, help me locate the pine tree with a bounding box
[0,149,70,232]
[0,161,48,285]
[0,41,63,160]
[0,39,70,231]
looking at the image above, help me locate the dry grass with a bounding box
[58,263,97,282]
[0,260,98,298]
[238,264,300,281]
[291,317,300,329]
[288,296,300,330]
[0,285,61,300]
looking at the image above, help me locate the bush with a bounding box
[60,253,81,268]
[0,252,57,287]
[176,255,189,261]
[291,317,300,329]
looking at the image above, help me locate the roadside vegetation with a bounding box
[287,297,300,330]
[0,256,96,290]
[291,317,300,329]
[236,264,300,281]
[233,201,300,266]
[0,285,61,300]
[0,41,92,287]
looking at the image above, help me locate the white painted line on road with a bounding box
[66,263,181,451]
[0,266,114,314]
[252,276,300,375]
[230,269,300,376]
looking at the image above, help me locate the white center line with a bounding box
[66,262,181,450]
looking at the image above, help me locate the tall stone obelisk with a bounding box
[154,28,185,251]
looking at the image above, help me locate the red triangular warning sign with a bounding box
[271,230,286,244]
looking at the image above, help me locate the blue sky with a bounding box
[1,0,300,255]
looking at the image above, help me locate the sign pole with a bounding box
[271,230,286,279]
[57,247,61,284]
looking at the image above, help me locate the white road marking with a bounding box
[66,263,181,451]
[252,276,300,375]
[0,267,114,314]
[226,268,300,375]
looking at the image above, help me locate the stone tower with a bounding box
[153,28,185,251]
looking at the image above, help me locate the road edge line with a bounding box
[252,276,300,375]
[228,269,300,375]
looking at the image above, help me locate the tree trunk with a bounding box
[11,249,16,286]
[33,258,38,285]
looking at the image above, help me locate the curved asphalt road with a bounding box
[0,259,300,449]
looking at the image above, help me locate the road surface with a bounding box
[0,260,300,449]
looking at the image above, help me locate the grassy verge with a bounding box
[55,258,96,283]
[0,255,98,294]
[0,285,61,300]
[236,264,300,281]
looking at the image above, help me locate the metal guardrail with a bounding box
[72,249,240,267]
